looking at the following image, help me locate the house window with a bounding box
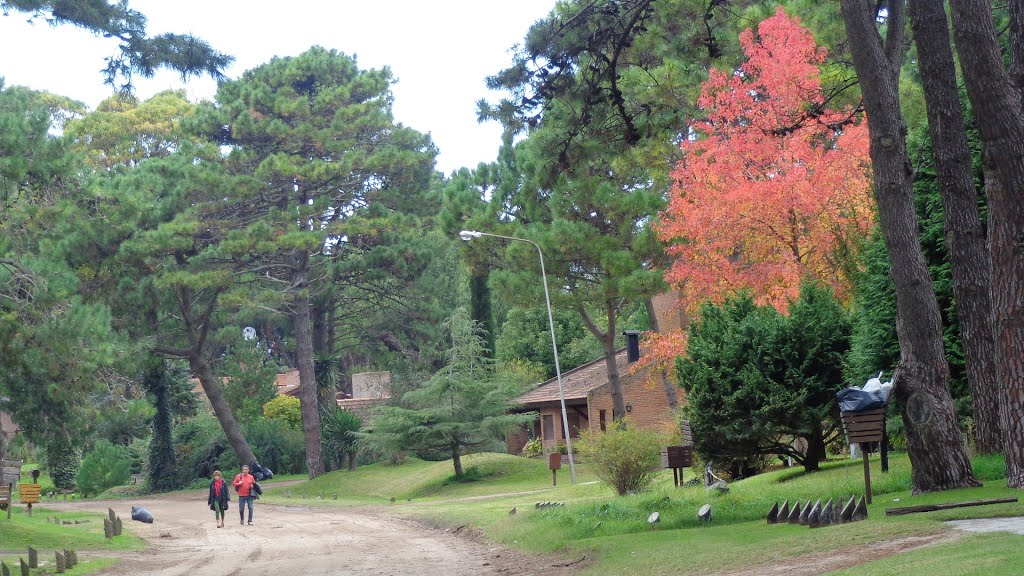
[599,410,607,431]
[543,414,554,440]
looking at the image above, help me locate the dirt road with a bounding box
[47,492,582,576]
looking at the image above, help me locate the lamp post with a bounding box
[459,230,576,484]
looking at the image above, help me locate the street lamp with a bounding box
[459,230,577,484]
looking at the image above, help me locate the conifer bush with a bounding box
[76,440,131,497]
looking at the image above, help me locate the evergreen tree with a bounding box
[145,359,181,492]
[367,308,537,477]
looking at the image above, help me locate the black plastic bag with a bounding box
[837,387,885,413]
[131,505,154,523]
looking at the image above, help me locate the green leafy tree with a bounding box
[264,395,302,431]
[220,337,278,423]
[193,46,437,477]
[76,439,131,497]
[368,308,537,477]
[679,283,851,473]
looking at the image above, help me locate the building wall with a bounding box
[587,367,676,434]
[350,371,391,399]
[336,398,387,426]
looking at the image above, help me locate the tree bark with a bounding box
[578,298,627,419]
[171,284,256,467]
[840,0,979,493]
[189,353,256,466]
[292,257,325,478]
[452,447,464,477]
[0,417,7,462]
[908,0,1002,454]
[950,0,1024,488]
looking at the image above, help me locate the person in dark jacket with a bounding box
[208,470,230,528]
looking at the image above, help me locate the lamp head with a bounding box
[459,230,483,241]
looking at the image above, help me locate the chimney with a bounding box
[623,330,642,363]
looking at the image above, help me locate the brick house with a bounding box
[507,340,679,455]
[507,291,688,456]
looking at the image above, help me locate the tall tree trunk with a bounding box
[578,298,627,419]
[841,0,979,493]
[950,0,1024,488]
[452,447,464,477]
[189,353,256,466]
[292,259,325,478]
[908,0,1002,454]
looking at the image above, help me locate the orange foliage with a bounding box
[656,7,873,315]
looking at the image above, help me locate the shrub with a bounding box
[576,419,663,496]
[174,416,233,484]
[76,440,132,497]
[244,418,306,475]
[322,407,361,470]
[264,395,302,430]
[521,437,543,458]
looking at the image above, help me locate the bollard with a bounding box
[27,548,37,569]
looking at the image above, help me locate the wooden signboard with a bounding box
[19,484,41,505]
[661,446,694,487]
[0,459,23,485]
[19,483,41,517]
[841,409,885,504]
[549,453,562,486]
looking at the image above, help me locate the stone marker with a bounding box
[807,500,822,527]
[509,507,517,515]
[114,516,123,536]
[788,501,802,524]
[20,558,28,576]
[817,499,834,527]
[104,518,113,539]
[2,560,10,576]
[853,495,868,521]
[70,550,78,566]
[841,496,857,523]
[55,551,65,573]
[648,512,660,525]
[798,501,811,525]
[63,550,73,568]
[593,521,602,530]
[698,504,712,523]
[108,508,117,524]
[766,501,779,524]
[28,547,37,568]
[779,500,790,521]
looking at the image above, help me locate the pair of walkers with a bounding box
[207,465,260,528]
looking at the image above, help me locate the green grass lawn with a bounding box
[0,504,144,552]
[262,451,1024,575]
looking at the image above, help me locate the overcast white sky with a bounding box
[0,1,555,174]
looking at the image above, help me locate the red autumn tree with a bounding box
[656,7,873,314]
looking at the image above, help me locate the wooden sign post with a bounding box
[549,453,562,486]
[1,459,23,520]
[660,446,694,487]
[841,408,885,504]
[19,484,41,516]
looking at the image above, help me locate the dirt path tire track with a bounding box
[44,491,583,576]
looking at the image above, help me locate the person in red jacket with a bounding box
[208,470,230,528]
[233,465,256,526]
